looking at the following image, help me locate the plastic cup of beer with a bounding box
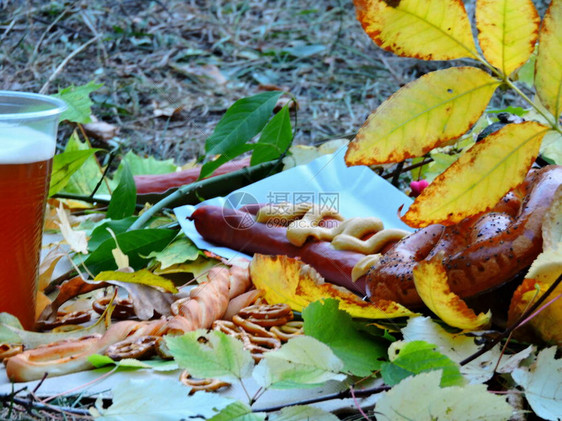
[0,91,66,330]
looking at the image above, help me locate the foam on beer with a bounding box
[0,125,56,164]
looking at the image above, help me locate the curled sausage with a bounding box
[366,165,562,306]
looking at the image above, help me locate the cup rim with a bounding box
[0,90,67,120]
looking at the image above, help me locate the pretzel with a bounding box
[105,335,159,360]
[92,296,135,319]
[212,319,246,339]
[237,303,293,327]
[179,370,230,394]
[37,311,91,330]
[241,334,282,361]
[0,344,23,362]
[270,321,304,342]
[232,315,276,338]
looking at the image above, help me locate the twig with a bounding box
[0,394,91,417]
[460,272,562,366]
[382,158,433,180]
[39,35,101,94]
[252,384,390,413]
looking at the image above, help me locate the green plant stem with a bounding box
[128,160,282,231]
[473,54,560,132]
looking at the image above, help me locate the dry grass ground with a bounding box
[0,0,458,165]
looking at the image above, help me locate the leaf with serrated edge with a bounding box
[107,163,136,220]
[269,405,339,421]
[512,347,562,421]
[250,254,415,319]
[535,0,562,119]
[476,0,539,75]
[540,130,562,165]
[208,401,266,421]
[96,378,233,421]
[204,91,283,156]
[146,234,200,269]
[165,330,254,382]
[353,0,476,60]
[382,340,465,387]
[401,317,501,384]
[413,258,491,330]
[403,121,548,227]
[345,67,499,166]
[375,371,512,421]
[49,148,100,196]
[51,81,102,124]
[302,299,386,376]
[250,105,293,165]
[253,335,346,389]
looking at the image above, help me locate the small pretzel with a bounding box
[270,321,304,342]
[105,335,158,360]
[212,320,246,339]
[232,315,276,338]
[179,370,230,394]
[0,344,23,362]
[242,334,281,361]
[93,296,135,319]
[38,311,91,330]
[238,303,292,320]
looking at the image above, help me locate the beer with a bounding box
[0,127,55,329]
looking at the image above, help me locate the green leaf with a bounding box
[95,269,178,293]
[250,105,293,165]
[88,217,138,251]
[302,299,386,376]
[208,402,266,421]
[113,151,177,182]
[146,234,200,269]
[205,91,283,156]
[49,148,100,196]
[82,229,176,275]
[199,143,253,180]
[540,130,562,165]
[96,378,233,420]
[165,330,254,382]
[253,335,346,389]
[88,354,178,371]
[270,405,339,421]
[62,132,112,195]
[381,340,465,387]
[51,81,102,123]
[107,163,137,220]
[375,371,513,421]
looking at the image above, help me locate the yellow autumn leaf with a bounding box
[250,254,415,319]
[353,0,476,60]
[95,269,178,294]
[535,0,562,118]
[345,67,499,166]
[476,0,539,75]
[508,277,562,346]
[542,185,562,250]
[403,121,548,227]
[413,257,491,331]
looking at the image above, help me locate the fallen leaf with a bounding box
[375,371,513,421]
[253,335,346,389]
[250,254,415,319]
[146,235,200,270]
[208,401,266,421]
[95,269,178,293]
[413,257,491,330]
[55,203,89,254]
[269,405,339,421]
[83,117,119,141]
[165,330,254,382]
[382,340,465,387]
[302,299,386,376]
[94,378,233,420]
[512,347,562,421]
[106,280,176,319]
[401,317,501,384]
[542,184,562,250]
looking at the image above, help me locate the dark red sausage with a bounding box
[191,206,368,295]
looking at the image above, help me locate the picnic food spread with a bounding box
[1,165,560,388]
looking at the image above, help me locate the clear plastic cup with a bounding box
[0,91,66,330]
